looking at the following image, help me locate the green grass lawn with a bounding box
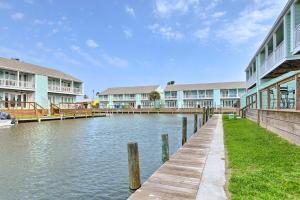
[223,115,300,200]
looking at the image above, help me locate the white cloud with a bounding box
[212,11,226,18]
[194,27,210,40]
[154,0,200,18]
[71,46,102,67]
[86,39,99,48]
[125,5,135,17]
[123,27,133,38]
[148,23,183,40]
[24,0,34,4]
[0,1,11,9]
[11,12,24,20]
[217,0,288,45]
[102,54,128,68]
[70,45,80,51]
[33,19,47,25]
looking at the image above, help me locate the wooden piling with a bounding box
[127,142,141,190]
[202,107,206,125]
[182,117,187,145]
[161,134,169,163]
[193,114,198,134]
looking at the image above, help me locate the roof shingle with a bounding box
[99,85,160,95]
[164,82,246,91]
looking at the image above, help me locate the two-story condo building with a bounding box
[243,0,300,145]
[244,0,300,111]
[0,57,84,109]
[164,82,246,109]
[98,85,164,109]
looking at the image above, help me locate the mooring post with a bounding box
[193,114,198,134]
[182,117,187,145]
[127,142,141,190]
[161,134,169,163]
[202,107,206,125]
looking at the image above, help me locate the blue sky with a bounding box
[0,0,287,97]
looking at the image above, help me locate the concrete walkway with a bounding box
[128,115,227,200]
[196,114,227,200]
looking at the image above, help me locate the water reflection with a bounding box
[0,114,194,200]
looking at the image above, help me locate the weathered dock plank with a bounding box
[128,115,219,200]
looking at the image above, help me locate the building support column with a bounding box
[291,3,296,50]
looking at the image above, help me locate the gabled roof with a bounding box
[164,82,246,91]
[99,85,160,95]
[0,57,82,82]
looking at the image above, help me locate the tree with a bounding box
[96,92,100,96]
[83,95,89,99]
[149,91,161,101]
[167,81,175,85]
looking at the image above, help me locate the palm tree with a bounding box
[149,91,161,101]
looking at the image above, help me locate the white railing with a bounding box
[183,95,198,99]
[48,85,61,92]
[295,24,300,49]
[275,42,284,64]
[73,88,82,94]
[246,75,256,88]
[260,61,267,76]
[19,81,35,89]
[0,79,35,90]
[165,96,177,100]
[61,86,72,93]
[0,79,17,87]
[221,94,238,98]
[266,52,275,70]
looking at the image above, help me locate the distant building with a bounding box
[0,57,84,109]
[164,82,246,109]
[98,85,164,109]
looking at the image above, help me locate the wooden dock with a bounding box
[17,113,106,123]
[128,115,219,200]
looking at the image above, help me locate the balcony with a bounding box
[246,75,256,88]
[183,95,198,99]
[19,81,35,89]
[0,79,35,90]
[48,85,61,92]
[294,24,300,51]
[165,96,177,100]
[61,86,72,93]
[73,88,83,94]
[261,42,285,78]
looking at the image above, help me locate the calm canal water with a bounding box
[0,114,195,200]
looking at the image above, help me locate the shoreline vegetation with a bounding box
[223,115,300,199]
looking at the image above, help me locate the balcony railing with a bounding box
[141,96,149,100]
[266,52,275,71]
[295,24,300,49]
[260,61,267,76]
[221,94,238,98]
[0,79,35,90]
[73,88,83,94]
[19,81,35,89]
[165,96,177,100]
[48,85,61,92]
[261,42,284,77]
[61,86,72,93]
[183,95,198,99]
[275,42,284,64]
[247,75,256,88]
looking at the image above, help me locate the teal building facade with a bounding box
[0,57,84,109]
